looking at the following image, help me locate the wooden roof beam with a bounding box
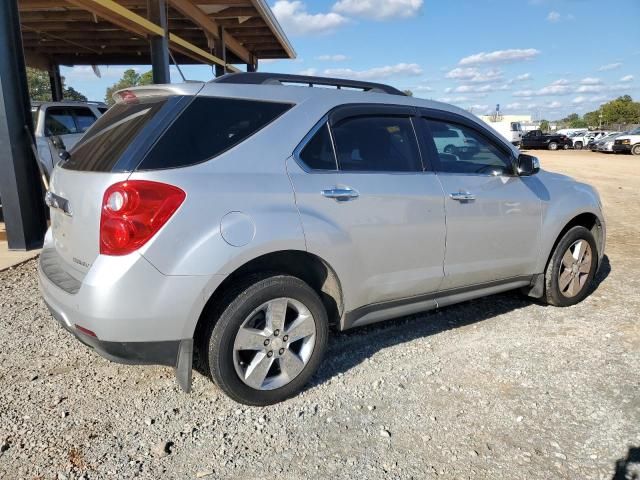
[169,0,250,64]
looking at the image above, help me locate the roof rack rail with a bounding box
[211,72,407,96]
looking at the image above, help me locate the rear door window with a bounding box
[298,123,337,171]
[71,107,97,132]
[331,116,422,172]
[138,97,292,170]
[45,107,77,136]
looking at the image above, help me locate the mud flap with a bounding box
[175,338,193,393]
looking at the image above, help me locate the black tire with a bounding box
[632,144,640,156]
[206,275,328,406]
[548,142,558,150]
[544,226,598,307]
[574,142,583,150]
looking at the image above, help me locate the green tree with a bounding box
[26,67,88,102]
[402,89,414,97]
[105,69,153,105]
[601,95,640,125]
[560,112,587,128]
[539,119,550,132]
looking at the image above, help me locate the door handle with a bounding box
[450,191,476,201]
[321,187,359,201]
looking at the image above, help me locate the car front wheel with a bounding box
[574,142,583,150]
[544,226,598,307]
[206,275,328,405]
[548,142,558,150]
[632,144,640,156]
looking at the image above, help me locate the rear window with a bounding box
[64,97,169,171]
[138,97,292,170]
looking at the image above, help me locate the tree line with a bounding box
[541,95,640,131]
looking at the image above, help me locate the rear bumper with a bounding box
[38,244,225,391]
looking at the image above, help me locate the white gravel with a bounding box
[0,254,638,479]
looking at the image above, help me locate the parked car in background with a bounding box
[571,131,609,150]
[38,73,605,405]
[521,130,573,150]
[431,125,480,157]
[613,127,640,155]
[557,128,588,136]
[480,119,523,146]
[31,101,107,177]
[594,132,625,153]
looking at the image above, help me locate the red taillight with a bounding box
[116,89,139,104]
[75,324,96,337]
[100,180,185,256]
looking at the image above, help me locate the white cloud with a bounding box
[316,54,349,62]
[458,48,540,66]
[576,84,604,93]
[580,77,602,85]
[322,63,422,80]
[538,84,571,95]
[620,74,634,82]
[572,96,587,105]
[451,84,509,94]
[551,79,570,86]
[516,73,531,81]
[547,11,561,22]
[506,102,523,109]
[297,68,318,76]
[437,96,471,103]
[445,67,503,83]
[413,85,433,92]
[468,104,490,112]
[548,101,562,109]
[332,0,423,20]
[272,1,348,36]
[598,62,622,71]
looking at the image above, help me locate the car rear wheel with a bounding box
[206,275,328,405]
[548,142,558,150]
[632,144,640,156]
[574,142,583,150]
[544,226,598,307]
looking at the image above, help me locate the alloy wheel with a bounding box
[558,239,592,298]
[232,297,316,390]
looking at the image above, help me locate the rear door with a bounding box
[418,111,542,290]
[287,105,446,311]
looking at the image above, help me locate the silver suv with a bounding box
[38,73,605,405]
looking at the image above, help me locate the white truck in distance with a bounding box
[480,119,523,146]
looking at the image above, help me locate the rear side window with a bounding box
[332,116,422,172]
[298,124,337,171]
[64,97,168,171]
[139,97,292,170]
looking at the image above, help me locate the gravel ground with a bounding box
[1,151,639,479]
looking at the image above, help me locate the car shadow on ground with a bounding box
[612,447,640,480]
[309,254,611,389]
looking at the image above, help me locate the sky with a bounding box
[60,0,640,120]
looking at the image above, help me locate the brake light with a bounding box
[115,90,139,104]
[100,180,185,256]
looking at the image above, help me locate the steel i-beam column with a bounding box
[147,0,170,84]
[0,0,47,250]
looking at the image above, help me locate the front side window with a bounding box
[424,119,513,175]
[332,116,422,172]
[45,107,77,136]
[299,123,337,171]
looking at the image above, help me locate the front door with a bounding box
[287,106,446,312]
[419,114,542,290]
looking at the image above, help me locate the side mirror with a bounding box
[517,154,540,176]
